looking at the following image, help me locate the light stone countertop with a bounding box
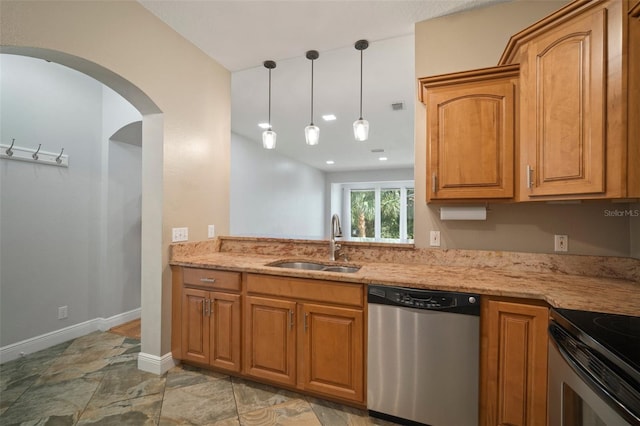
[170,239,640,317]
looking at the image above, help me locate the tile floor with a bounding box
[0,331,399,425]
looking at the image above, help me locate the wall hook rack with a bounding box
[0,139,69,167]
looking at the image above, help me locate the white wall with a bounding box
[103,87,142,318]
[0,54,141,347]
[230,132,325,239]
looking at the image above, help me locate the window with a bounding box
[341,181,414,243]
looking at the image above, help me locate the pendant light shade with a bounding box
[305,50,320,146]
[353,39,369,142]
[262,60,277,149]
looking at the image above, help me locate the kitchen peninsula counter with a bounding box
[170,237,640,317]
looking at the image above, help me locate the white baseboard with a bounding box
[138,351,176,375]
[0,308,141,364]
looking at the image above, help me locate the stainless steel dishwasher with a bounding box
[367,285,480,426]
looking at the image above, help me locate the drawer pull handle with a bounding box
[200,278,216,283]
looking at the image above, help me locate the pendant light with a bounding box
[353,39,369,142]
[262,60,277,149]
[304,50,320,146]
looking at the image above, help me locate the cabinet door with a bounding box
[210,292,241,373]
[244,295,297,386]
[521,7,606,197]
[480,299,549,426]
[300,303,364,403]
[425,71,516,200]
[181,288,210,364]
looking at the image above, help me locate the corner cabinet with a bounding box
[171,267,242,373]
[419,65,518,201]
[480,297,549,426]
[501,0,640,200]
[244,274,365,405]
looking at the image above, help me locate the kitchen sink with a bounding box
[268,261,360,274]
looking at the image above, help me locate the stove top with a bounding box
[552,308,640,378]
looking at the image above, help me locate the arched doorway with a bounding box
[0,47,164,372]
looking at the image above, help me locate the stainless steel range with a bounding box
[548,308,640,425]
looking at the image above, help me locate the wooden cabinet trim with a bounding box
[499,0,604,65]
[419,64,519,101]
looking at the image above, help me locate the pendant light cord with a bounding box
[359,48,363,120]
[310,58,314,125]
[268,68,272,130]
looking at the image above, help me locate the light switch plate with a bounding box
[172,227,188,242]
[208,225,215,239]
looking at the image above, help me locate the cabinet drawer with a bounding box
[246,274,363,307]
[183,268,241,292]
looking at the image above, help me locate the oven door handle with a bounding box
[549,323,640,424]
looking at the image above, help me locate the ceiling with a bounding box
[139,0,502,172]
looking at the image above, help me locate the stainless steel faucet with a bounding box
[329,213,343,261]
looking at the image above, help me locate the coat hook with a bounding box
[56,148,65,164]
[32,143,41,160]
[5,139,15,157]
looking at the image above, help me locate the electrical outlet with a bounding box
[554,234,568,252]
[58,305,68,320]
[430,230,441,247]
[172,227,188,242]
[208,225,215,239]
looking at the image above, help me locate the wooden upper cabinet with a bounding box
[522,6,606,197]
[420,65,518,201]
[501,0,640,200]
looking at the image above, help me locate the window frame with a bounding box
[340,180,414,243]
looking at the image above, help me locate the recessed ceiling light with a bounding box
[258,122,270,129]
[322,114,337,121]
[326,160,335,165]
[379,157,388,161]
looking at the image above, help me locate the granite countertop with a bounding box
[171,244,640,317]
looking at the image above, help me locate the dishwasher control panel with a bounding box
[368,285,480,316]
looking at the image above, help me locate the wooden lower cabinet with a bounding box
[172,266,243,373]
[182,288,242,372]
[301,303,364,402]
[480,297,549,426]
[243,274,366,405]
[243,295,297,386]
